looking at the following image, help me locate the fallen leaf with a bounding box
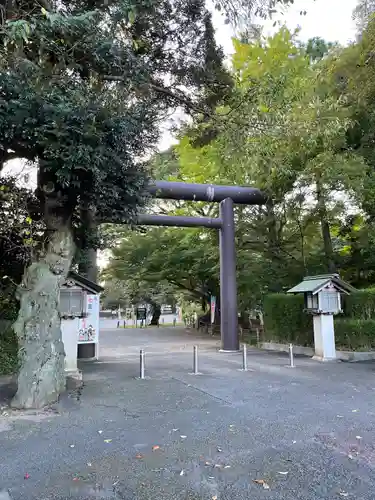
[253,479,270,490]
[24,473,30,480]
[98,430,103,434]
[152,445,160,451]
[277,472,288,475]
[180,435,187,439]
[104,439,112,443]
[180,470,185,476]
[135,454,143,459]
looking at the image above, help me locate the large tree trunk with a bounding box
[78,247,98,282]
[78,204,98,282]
[150,303,161,325]
[316,176,336,273]
[11,225,75,409]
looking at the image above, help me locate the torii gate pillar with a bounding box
[219,198,238,351]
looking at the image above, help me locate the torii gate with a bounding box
[138,180,266,352]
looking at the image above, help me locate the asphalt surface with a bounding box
[1,326,375,499]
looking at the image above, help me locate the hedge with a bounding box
[0,326,18,375]
[335,318,375,351]
[263,291,375,352]
[263,294,314,346]
[344,288,375,319]
[0,290,19,375]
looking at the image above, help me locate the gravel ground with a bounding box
[1,327,375,499]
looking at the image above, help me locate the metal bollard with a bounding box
[140,349,145,379]
[193,345,199,374]
[289,343,295,368]
[242,343,248,371]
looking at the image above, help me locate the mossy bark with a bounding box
[11,226,75,409]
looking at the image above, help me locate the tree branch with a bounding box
[169,279,209,300]
[103,75,207,114]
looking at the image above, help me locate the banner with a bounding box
[210,296,216,324]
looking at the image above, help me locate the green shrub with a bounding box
[263,294,313,346]
[335,318,375,350]
[344,289,375,319]
[0,326,18,375]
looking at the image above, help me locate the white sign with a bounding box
[78,294,99,343]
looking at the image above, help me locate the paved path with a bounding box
[99,314,179,330]
[1,327,375,499]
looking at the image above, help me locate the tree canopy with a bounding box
[0,0,231,230]
[104,17,375,316]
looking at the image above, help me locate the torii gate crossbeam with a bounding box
[138,181,266,352]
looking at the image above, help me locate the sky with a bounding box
[2,0,359,176]
[214,0,358,54]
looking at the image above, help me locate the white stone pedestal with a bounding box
[61,317,80,373]
[312,314,336,361]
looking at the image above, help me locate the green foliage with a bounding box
[263,290,375,351]
[100,276,177,312]
[305,37,336,61]
[334,318,375,350]
[0,176,44,283]
[0,176,46,323]
[0,0,231,235]
[0,327,19,375]
[105,22,375,323]
[263,294,313,346]
[344,289,375,319]
[105,227,219,306]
